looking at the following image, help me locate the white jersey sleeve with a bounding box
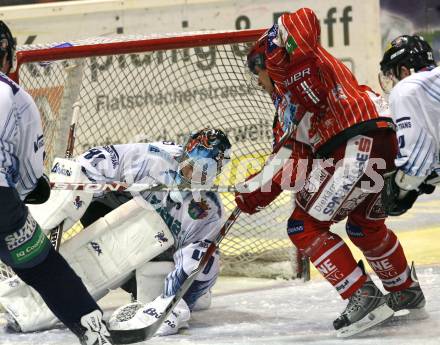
[389,68,440,177]
[0,73,44,199]
[162,192,224,309]
[76,142,183,189]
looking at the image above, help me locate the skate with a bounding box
[386,262,428,321]
[333,263,394,337]
[77,310,113,345]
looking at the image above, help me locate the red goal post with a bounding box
[6,29,305,279]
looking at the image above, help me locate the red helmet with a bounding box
[247,32,268,75]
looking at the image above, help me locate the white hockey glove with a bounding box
[109,295,190,337]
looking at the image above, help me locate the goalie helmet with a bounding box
[0,21,15,73]
[379,35,436,92]
[179,128,231,186]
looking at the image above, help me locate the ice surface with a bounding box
[1,266,439,345]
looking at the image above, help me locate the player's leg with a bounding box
[288,207,367,298]
[0,187,112,344]
[347,196,426,318]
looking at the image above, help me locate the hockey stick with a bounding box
[110,124,299,344]
[48,102,81,250]
[110,207,242,344]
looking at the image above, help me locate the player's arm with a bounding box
[235,141,310,214]
[269,8,328,114]
[382,87,437,215]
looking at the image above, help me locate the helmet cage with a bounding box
[179,129,231,187]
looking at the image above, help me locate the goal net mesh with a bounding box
[2,31,299,280]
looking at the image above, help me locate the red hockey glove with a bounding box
[283,59,328,114]
[235,174,282,215]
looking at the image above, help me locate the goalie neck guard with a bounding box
[178,128,231,186]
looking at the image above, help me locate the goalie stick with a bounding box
[110,206,241,344]
[110,123,301,344]
[48,102,80,250]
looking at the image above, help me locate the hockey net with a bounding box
[1,30,304,280]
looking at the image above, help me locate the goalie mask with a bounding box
[0,21,16,73]
[178,128,231,187]
[379,35,436,93]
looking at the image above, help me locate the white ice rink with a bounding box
[1,265,439,345]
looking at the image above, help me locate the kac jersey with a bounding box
[389,66,440,177]
[266,8,390,150]
[0,72,44,199]
[76,142,224,308]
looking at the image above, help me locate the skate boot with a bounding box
[333,262,394,337]
[74,309,113,345]
[386,262,427,320]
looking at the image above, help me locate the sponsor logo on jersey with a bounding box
[283,67,311,87]
[345,223,364,238]
[287,219,304,235]
[312,137,372,218]
[33,134,44,153]
[150,195,182,236]
[51,162,72,176]
[73,195,84,209]
[89,241,103,256]
[5,217,37,251]
[103,145,120,169]
[188,198,210,219]
[396,117,412,130]
[286,35,298,54]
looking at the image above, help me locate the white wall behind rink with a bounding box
[1,0,381,89]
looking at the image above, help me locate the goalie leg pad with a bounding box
[136,261,175,304]
[0,196,174,332]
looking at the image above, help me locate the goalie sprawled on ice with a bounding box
[0,128,231,337]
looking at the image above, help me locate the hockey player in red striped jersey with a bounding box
[235,8,425,337]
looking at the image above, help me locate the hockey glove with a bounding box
[283,59,328,114]
[382,170,435,216]
[235,174,282,215]
[24,174,50,204]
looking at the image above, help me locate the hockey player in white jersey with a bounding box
[378,34,436,318]
[0,21,113,345]
[0,128,231,337]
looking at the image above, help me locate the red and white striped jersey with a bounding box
[265,7,390,151]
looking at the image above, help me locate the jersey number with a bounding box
[191,249,215,274]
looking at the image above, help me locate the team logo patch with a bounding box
[155,231,169,246]
[287,219,304,235]
[73,196,84,209]
[286,35,298,54]
[188,198,210,219]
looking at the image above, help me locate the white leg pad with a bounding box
[136,261,175,304]
[0,196,174,332]
[28,158,93,232]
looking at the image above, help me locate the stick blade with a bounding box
[110,325,157,344]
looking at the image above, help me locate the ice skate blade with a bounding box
[392,307,429,322]
[336,303,394,338]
